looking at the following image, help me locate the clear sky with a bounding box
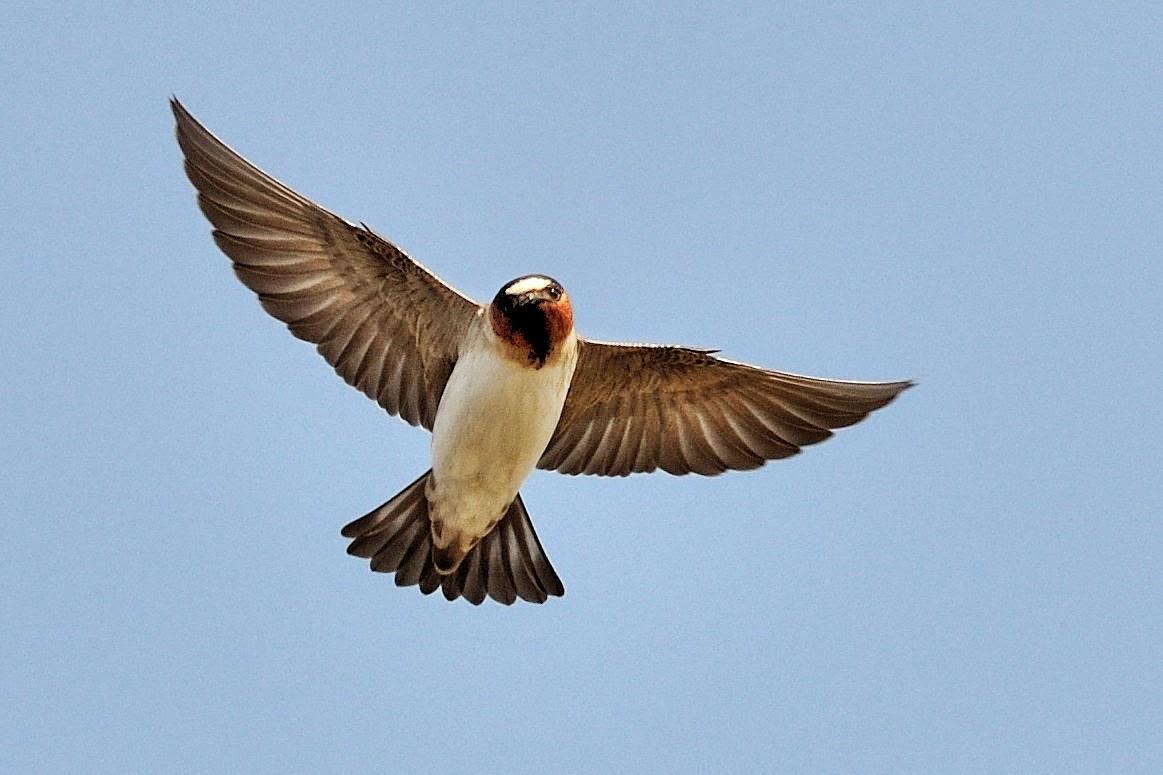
[4,3,1161,773]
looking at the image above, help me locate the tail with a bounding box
[340,470,564,605]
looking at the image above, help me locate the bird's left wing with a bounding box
[173,99,481,430]
[538,339,912,476]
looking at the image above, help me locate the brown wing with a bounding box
[538,339,912,476]
[172,98,480,430]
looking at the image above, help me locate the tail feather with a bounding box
[481,525,517,604]
[507,494,566,597]
[448,540,491,604]
[342,471,427,544]
[499,514,546,603]
[394,521,432,588]
[367,523,427,576]
[418,562,443,596]
[341,471,564,605]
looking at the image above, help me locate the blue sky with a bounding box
[4,3,1161,773]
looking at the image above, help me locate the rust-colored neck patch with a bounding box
[542,294,574,350]
[490,295,574,368]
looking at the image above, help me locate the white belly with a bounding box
[428,330,577,538]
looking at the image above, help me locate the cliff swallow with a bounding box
[172,98,912,605]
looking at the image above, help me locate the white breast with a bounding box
[427,321,578,536]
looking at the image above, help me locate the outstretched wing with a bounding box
[539,339,912,476]
[173,99,480,430]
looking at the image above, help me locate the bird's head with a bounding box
[489,275,574,367]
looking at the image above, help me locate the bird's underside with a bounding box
[172,98,913,606]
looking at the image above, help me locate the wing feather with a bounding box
[539,339,911,477]
[173,98,480,430]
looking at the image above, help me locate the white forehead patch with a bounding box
[505,276,553,295]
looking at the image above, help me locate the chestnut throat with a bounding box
[491,298,566,368]
[509,304,554,366]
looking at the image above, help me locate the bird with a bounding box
[171,98,912,606]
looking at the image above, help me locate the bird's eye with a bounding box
[547,286,561,301]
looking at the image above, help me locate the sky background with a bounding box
[3,3,1161,773]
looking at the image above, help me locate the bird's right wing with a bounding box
[173,99,481,430]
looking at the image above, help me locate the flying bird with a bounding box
[172,98,911,606]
